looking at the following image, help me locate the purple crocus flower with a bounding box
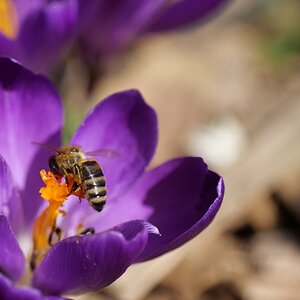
[0,0,78,72]
[78,0,230,61]
[0,57,224,298]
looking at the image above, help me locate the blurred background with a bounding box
[62,0,300,299]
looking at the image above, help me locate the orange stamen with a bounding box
[31,170,69,269]
[0,0,18,39]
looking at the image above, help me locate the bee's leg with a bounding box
[79,227,95,235]
[71,188,85,199]
[71,181,80,193]
[61,166,70,179]
[73,164,82,189]
[48,226,62,246]
[71,164,85,199]
[59,167,72,192]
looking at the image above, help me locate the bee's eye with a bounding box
[48,156,60,175]
[70,148,79,153]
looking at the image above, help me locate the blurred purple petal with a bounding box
[0,273,66,300]
[33,220,158,295]
[78,0,167,58]
[0,215,25,282]
[81,158,223,261]
[71,89,157,201]
[0,1,79,72]
[12,0,46,24]
[17,0,78,72]
[0,58,63,225]
[0,156,23,234]
[147,0,230,32]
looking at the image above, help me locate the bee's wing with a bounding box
[85,149,119,158]
[31,142,60,153]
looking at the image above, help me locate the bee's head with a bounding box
[48,155,60,175]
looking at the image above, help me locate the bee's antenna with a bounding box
[31,142,60,153]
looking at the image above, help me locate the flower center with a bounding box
[0,0,18,39]
[30,170,70,270]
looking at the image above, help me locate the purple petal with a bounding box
[147,0,230,32]
[0,273,66,300]
[138,166,224,261]
[0,156,23,234]
[0,215,25,282]
[32,220,158,295]
[12,0,46,24]
[62,89,157,236]
[0,36,17,58]
[17,0,78,72]
[0,1,79,72]
[0,58,63,225]
[78,0,167,58]
[71,89,157,201]
[82,158,224,261]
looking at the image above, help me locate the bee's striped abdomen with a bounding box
[80,159,106,212]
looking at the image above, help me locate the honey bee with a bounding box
[48,145,107,212]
